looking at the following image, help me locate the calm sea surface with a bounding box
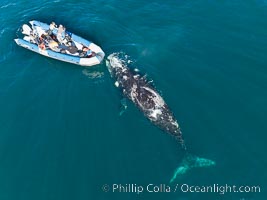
[0,0,266,199]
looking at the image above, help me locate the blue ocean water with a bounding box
[0,0,267,199]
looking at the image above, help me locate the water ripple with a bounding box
[0,3,16,9]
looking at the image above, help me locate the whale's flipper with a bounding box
[119,98,128,116]
[170,154,215,183]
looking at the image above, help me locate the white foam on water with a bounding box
[0,3,16,9]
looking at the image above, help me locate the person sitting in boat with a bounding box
[38,42,46,50]
[40,34,50,46]
[90,51,96,58]
[80,47,94,57]
[48,40,60,52]
[37,34,44,44]
[29,30,38,43]
[57,24,66,44]
[46,22,57,36]
[63,33,74,46]
[38,34,51,50]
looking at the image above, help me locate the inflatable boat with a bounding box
[14,20,105,66]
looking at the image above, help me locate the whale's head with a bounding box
[106,53,125,77]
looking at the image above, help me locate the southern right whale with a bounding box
[106,53,215,182]
[106,54,185,149]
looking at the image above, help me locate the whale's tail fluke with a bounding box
[170,153,216,183]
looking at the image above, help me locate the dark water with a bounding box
[0,0,266,199]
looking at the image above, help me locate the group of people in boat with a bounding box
[31,22,95,58]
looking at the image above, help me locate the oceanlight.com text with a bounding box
[178,184,260,195]
[102,183,261,195]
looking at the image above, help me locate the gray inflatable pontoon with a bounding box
[14,20,105,66]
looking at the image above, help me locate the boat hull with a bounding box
[14,20,105,66]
